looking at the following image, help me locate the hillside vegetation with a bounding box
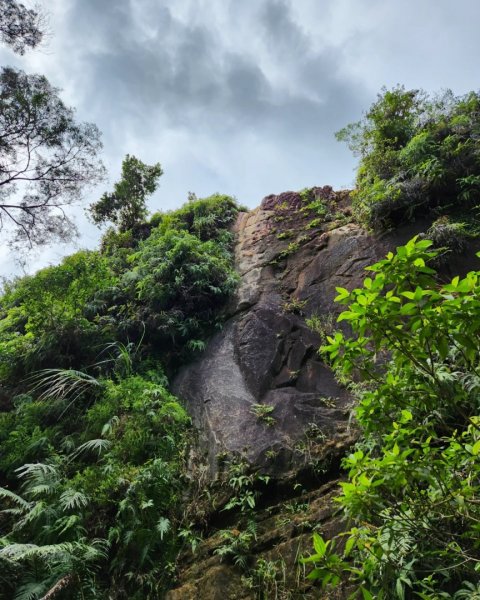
[0,194,241,598]
[0,86,480,600]
[304,87,480,599]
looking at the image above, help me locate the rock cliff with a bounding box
[173,188,430,478]
[167,188,474,599]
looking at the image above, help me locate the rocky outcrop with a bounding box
[169,189,479,599]
[167,479,350,600]
[173,188,419,478]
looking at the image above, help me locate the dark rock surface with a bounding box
[169,189,480,599]
[172,189,418,477]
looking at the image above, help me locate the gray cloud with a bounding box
[59,0,367,142]
[1,0,480,276]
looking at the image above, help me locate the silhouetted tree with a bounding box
[0,2,105,248]
[89,155,162,231]
[0,68,105,247]
[0,0,44,55]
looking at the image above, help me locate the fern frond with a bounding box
[51,515,83,536]
[70,439,111,459]
[101,415,120,437]
[59,489,89,511]
[14,581,47,600]
[15,463,58,479]
[0,487,31,512]
[27,369,100,403]
[155,517,170,540]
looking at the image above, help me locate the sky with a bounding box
[1,0,480,276]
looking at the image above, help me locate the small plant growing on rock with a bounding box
[282,298,307,315]
[280,240,300,257]
[223,461,270,512]
[178,522,203,553]
[265,448,279,460]
[251,403,276,427]
[274,200,290,212]
[318,396,337,408]
[306,312,337,344]
[288,369,300,382]
[246,558,286,599]
[422,216,469,263]
[213,521,257,569]
[306,217,325,229]
[276,230,294,240]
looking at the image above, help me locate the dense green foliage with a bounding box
[0,193,241,598]
[337,87,480,231]
[305,238,480,598]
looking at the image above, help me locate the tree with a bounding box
[89,155,163,231]
[336,86,480,229]
[0,67,105,247]
[0,1,105,249]
[0,0,44,55]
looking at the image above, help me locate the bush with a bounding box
[306,238,480,598]
[337,87,480,230]
[0,191,241,598]
[0,251,116,380]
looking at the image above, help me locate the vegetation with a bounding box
[337,86,480,231]
[2,25,480,594]
[89,155,162,232]
[250,403,276,427]
[0,192,242,599]
[304,237,480,598]
[0,0,44,55]
[0,67,105,248]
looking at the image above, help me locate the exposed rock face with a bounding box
[169,189,479,599]
[173,188,410,477]
[167,479,350,600]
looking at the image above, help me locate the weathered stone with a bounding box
[166,565,252,600]
[173,197,372,477]
[169,190,480,598]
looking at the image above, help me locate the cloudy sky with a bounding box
[1,0,480,276]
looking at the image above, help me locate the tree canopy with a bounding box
[0,1,105,249]
[89,155,162,232]
[337,86,480,231]
[0,68,105,247]
[0,0,44,55]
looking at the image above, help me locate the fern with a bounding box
[14,581,47,600]
[70,439,111,459]
[59,490,89,511]
[28,369,101,402]
[155,517,170,541]
[0,488,32,511]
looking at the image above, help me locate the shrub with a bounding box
[305,238,480,598]
[337,87,480,230]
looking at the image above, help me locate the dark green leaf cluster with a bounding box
[93,193,240,361]
[338,87,480,230]
[0,374,190,599]
[89,155,163,232]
